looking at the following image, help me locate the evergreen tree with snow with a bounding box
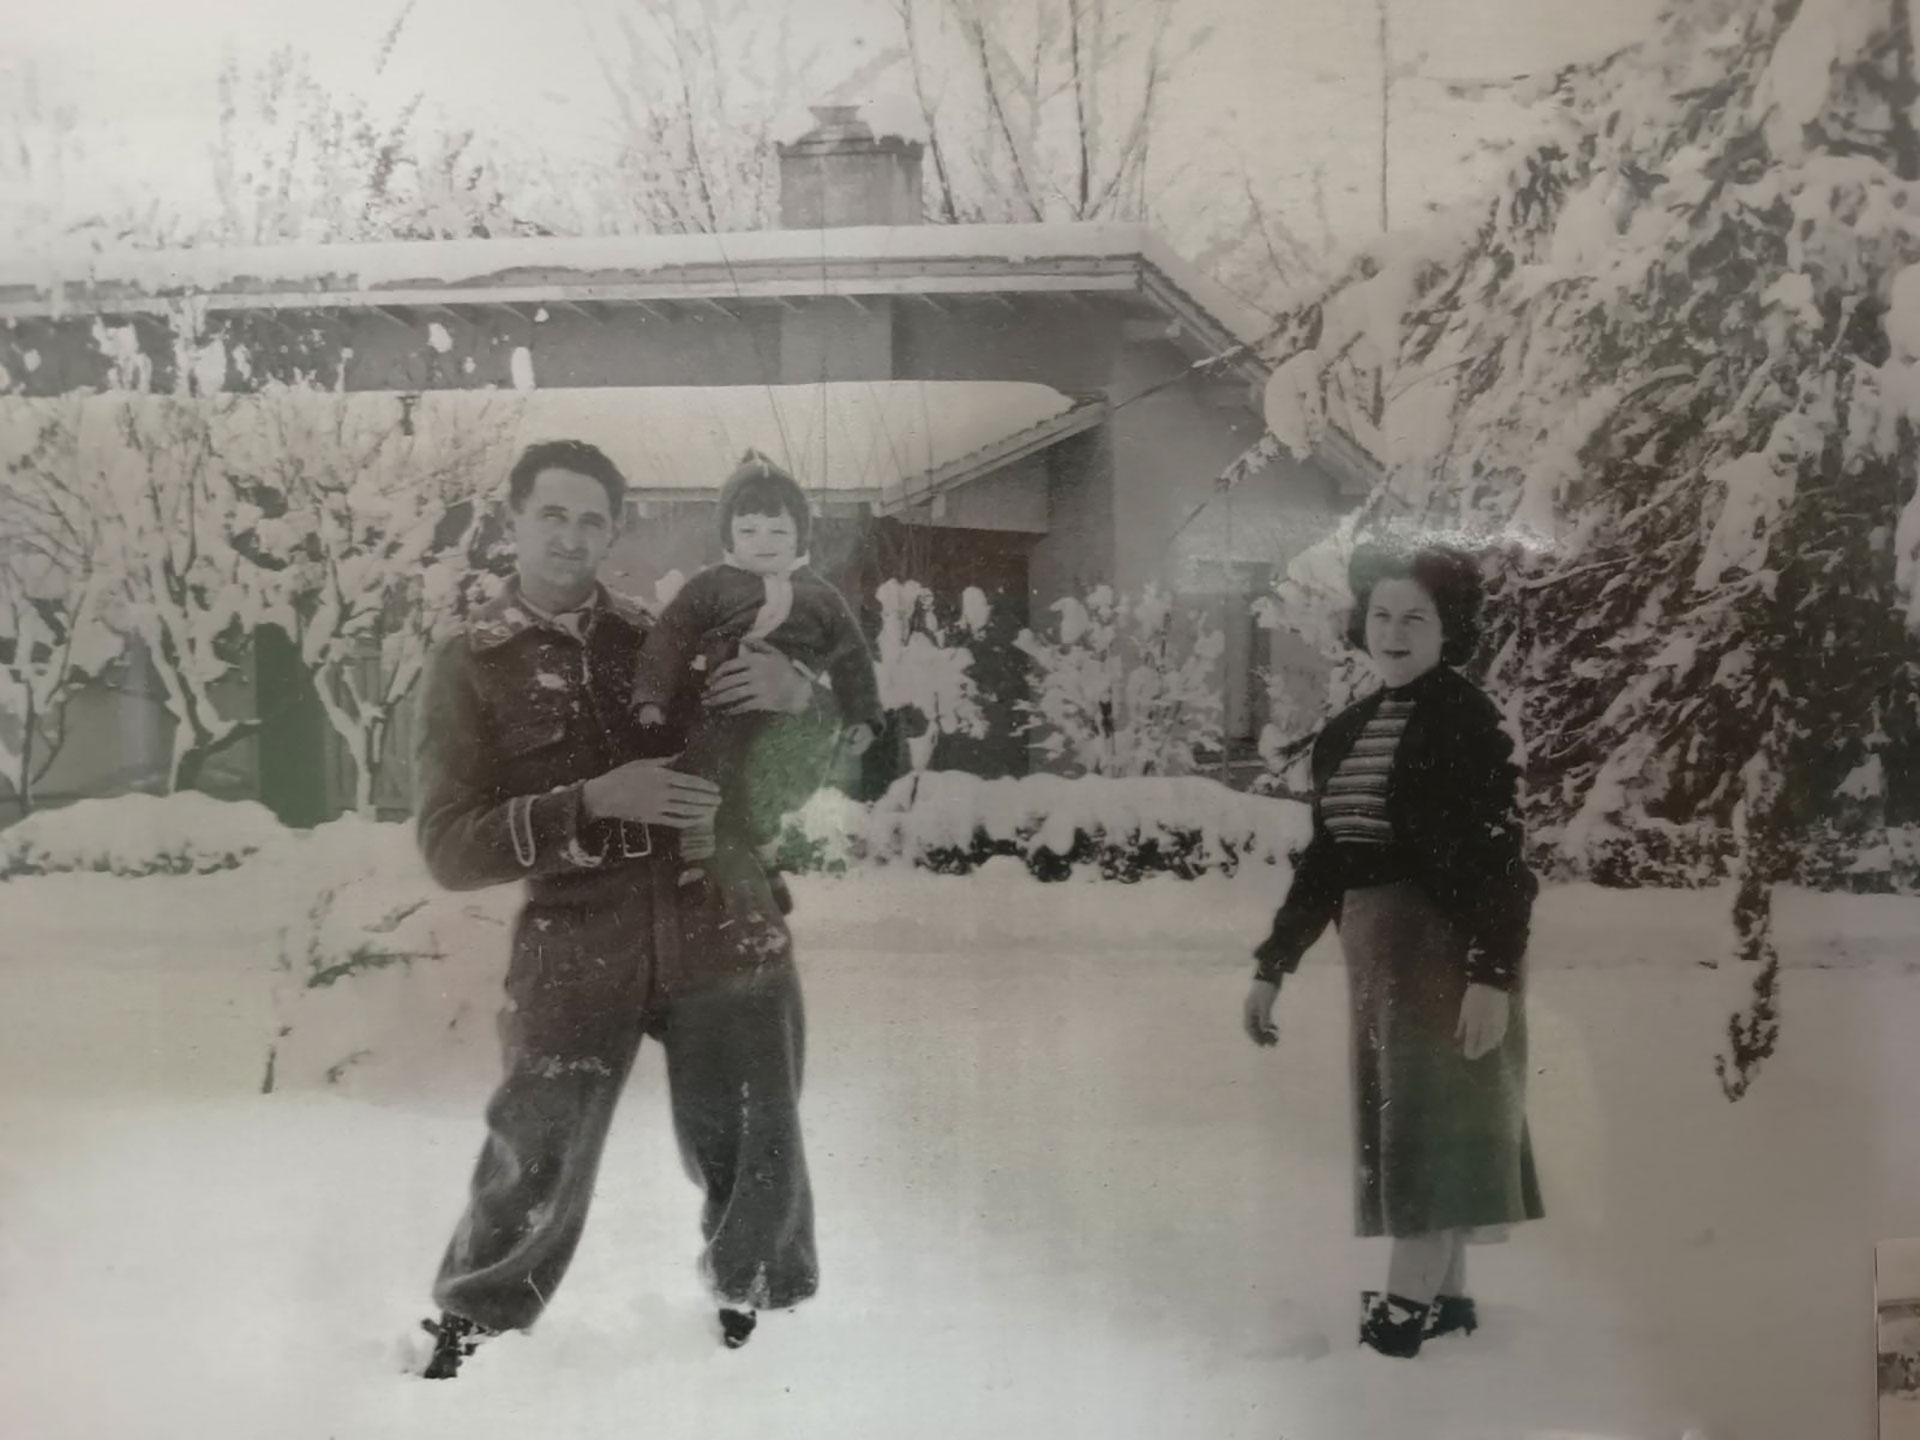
[1245,0,1920,1096]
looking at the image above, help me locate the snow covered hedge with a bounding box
[0,793,290,878]
[775,772,1310,881]
[262,815,511,1096]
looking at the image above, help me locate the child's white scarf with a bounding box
[725,552,809,642]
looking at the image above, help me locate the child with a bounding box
[632,450,882,908]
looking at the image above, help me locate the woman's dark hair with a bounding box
[507,440,628,516]
[1344,539,1484,666]
[716,449,811,552]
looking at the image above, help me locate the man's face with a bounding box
[512,468,617,601]
[728,508,800,574]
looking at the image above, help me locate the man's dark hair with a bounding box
[1344,539,1485,666]
[717,449,811,552]
[507,440,628,516]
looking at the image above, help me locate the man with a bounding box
[413,439,831,1378]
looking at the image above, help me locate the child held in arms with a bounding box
[632,450,882,911]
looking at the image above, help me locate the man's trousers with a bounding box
[431,879,818,1332]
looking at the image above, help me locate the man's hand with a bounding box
[1457,982,1511,1060]
[581,757,721,829]
[1243,978,1280,1047]
[703,637,814,716]
[844,723,875,757]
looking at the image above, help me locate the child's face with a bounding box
[729,508,800,572]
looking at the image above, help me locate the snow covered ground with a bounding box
[2,859,1915,1440]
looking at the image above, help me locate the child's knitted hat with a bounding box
[716,449,811,553]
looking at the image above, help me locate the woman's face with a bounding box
[1364,577,1446,688]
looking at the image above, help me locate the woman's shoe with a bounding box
[1359,1291,1429,1359]
[1425,1294,1478,1339]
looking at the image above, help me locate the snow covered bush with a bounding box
[1015,584,1224,777]
[0,792,287,877]
[775,771,1308,882]
[873,578,991,770]
[1230,0,1920,1094]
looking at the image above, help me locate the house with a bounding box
[0,105,1370,823]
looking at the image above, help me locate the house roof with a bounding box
[29,381,1102,510]
[0,222,1272,374]
[503,382,1103,506]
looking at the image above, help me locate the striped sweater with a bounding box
[1320,697,1414,846]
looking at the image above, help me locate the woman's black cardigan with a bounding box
[1253,664,1538,991]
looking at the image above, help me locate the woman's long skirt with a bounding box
[1342,881,1545,1238]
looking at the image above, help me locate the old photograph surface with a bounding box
[3,1,1919,1438]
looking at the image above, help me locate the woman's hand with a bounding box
[702,637,814,716]
[1457,983,1511,1060]
[582,758,721,829]
[1243,979,1280,1048]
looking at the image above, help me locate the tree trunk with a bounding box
[170,719,259,795]
[350,711,389,815]
[171,740,207,794]
[1889,0,1919,182]
[1717,744,1789,1099]
[16,693,34,817]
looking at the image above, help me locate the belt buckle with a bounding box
[617,821,653,859]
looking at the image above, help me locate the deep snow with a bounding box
[1,862,1915,1440]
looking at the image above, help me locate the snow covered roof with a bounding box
[504,382,1100,504]
[0,223,1271,365]
[27,381,1099,507]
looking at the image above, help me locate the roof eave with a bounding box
[876,395,1110,516]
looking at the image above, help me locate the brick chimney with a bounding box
[777,104,924,228]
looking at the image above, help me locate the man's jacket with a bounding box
[415,583,673,905]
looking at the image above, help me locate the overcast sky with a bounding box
[6,0,1663,246]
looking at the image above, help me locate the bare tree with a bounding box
[206,39,553,244]
[592,0,828,233]
[893,0,1204,223]
[0,62,183,258]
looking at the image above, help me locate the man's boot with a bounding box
[420,1312,498,1379]
[719,1307,757,1349]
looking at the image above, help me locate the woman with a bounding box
[1243,540,1543,1359]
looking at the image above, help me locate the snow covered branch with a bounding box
[230,386,520,812]
[0,401,122,813]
